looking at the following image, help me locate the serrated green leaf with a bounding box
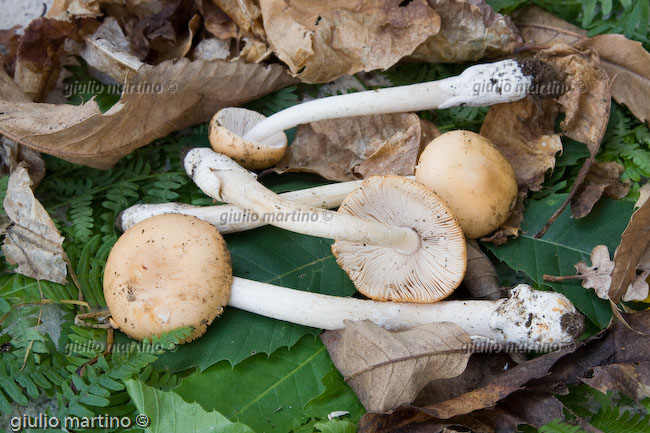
[125,379,254,433]
[174,335,334,433]
[156,228,356,371]
[486,194,633,327]
[304,371,364,422]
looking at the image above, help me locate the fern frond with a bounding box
[591,406,650,433]
[539,419,586,433]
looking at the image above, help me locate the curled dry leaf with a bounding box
[575,245,614,300]
[577,35,650,125]
[411,0,523,63]
[0,58,295,168]
[1,163,67,284]
[0,136,45,186]
[464,240,501,300]
[200,0,238,40]
[258,0,441,83]
[570,160,630,219]
[273,114,437,181]
[214,0,266,40]
[14,17,82,101]
[480,191,526,245]
[610,197,650,303]
[81,17,143,81]
[480,97,562,193]
[515,6,650,125]
[321,320,471,414]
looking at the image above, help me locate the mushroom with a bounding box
[209,107,288,170]
[116,179,367,233]
[104,214,583,348]
[241,59,537,144]
[415,130,519,239]
[184,147,466,303]
[103,213,232,343]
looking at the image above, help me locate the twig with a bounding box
[543,274,585,282]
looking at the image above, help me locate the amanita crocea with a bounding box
[183,147,467,303]
[211,59,545,169]
[103,214,583,347]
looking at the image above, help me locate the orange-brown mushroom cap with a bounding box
[332,176,466,303]
[209,107,287,170]
[103,214,232,343]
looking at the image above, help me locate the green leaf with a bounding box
[174,335,335,433]
[314,419,357,433]
[486,194,634,328]
[304,370,365,422]
[156,228,356,371]
[125,379,254,433]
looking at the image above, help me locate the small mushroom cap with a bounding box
[415,130,518,239]
[332,176,466,303]
[209,107,287,170]
[103,214,232,343]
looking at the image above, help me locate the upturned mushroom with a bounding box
[184,147,466,303]
[211,59,551,169]
[103,214,583,348]
[416,130,519,238]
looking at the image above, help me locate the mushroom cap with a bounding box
[332,176,466,303]
[103,214,232,343]
[209,107,288,170]
[415,130,518,239]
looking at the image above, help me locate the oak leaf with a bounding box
[1,163,67,284]
[0,57,295,168]
[575,245,614,300]
[321,320,471,414]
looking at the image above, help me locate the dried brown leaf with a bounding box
[46,0,103,20]
[571,160,630,219]
[610,198,650,303]
[273,114,433,181]
[0,25,21,74]
[464,240,501,300]
[537,44,611,153]
[411,0,523,63]
[0,58,295,168]
[321,320,471,414]
[2,163,67,284]
[259,0,441,83]
[214,0,266,40]
[0,136,45,186]
[81,17,143,82]
[413,348,569,419]
[575,245,614,300]
[516,7,650,125]
[577,34,650,125]
[14,18,81,101]
[201,0,238,40]
[159,12,201,61]
[480,97,562,192]
[513,6,586,46]
[581,362,650,401]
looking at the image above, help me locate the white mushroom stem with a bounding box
[117,179,369,233]
[228,280,582,348]
[184,148,422,254]
[244,59,533,142]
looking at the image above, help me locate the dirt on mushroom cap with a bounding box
[103,213,232,343]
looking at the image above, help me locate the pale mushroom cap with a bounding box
[415,130,518,239]
[209,107,288,170]
[332,176,466,303]
[103,214,232,343]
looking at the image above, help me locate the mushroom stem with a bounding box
[183,148,422,254]
[228,279,582,348]
[117,179,368,233]
[243,59,533,143]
